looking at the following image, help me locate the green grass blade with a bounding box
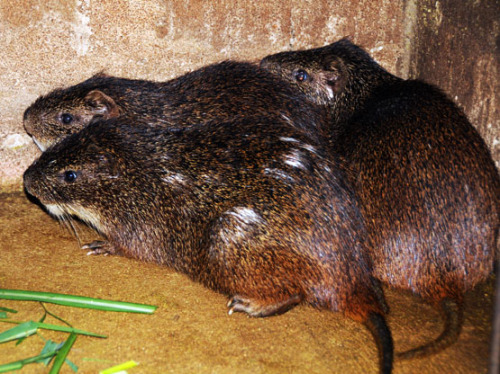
[0,361,22,372]
[35,321,107,338]
[0,289,157,314]
[0,321,38,343]
[0,320,106,339]
[64,357,78,373]
[15,338,26,346]
[39,340,63,366]
[0,307,17,313]
[0,350,59,373]
[49,333,77,374]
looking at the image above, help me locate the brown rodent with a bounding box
[24,116,393,373]
[261,38,500,359]
[23,61,326,151]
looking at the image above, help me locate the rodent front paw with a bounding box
[81,240,117,256]
[227,294,301,317]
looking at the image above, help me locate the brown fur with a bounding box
[23,61,325,151]
[261,38,500,359]
[24,115,393,373]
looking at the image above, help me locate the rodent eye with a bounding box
[61,113,74,124]
[294,69,309,82]
[63,170,78,183]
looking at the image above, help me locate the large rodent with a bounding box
[24,116,393,373]
[23,61,325,151]
[261,38,500,359]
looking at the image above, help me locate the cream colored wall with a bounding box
[0,0,498,190]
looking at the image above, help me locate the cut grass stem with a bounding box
[49,333,77,374]
[0,320,106,342]
[0,289,157,314]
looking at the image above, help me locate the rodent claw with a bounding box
[81,240,107,250]
[81,240,117,256]
[227,296,249,315]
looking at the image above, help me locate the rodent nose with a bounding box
[23,163,39,196]
[23,168,33,193]
[23,108,34,136]
[23,107,30,122]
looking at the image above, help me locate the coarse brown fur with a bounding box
[25,116,393,373]
[23,61,325,151]
[261,38,500,359]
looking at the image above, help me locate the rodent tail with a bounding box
[364,312,394,374]
[396,297,463,360]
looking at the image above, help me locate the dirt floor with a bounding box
[0,192,495,373]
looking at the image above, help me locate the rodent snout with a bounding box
[23,107,33,132]
[23,112,37,139]
[23,106,31,122]
[23,162,41,197]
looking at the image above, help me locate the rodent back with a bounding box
[346,81,499,294]
[24,61,326,150]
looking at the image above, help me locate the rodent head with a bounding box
[261,47,348,106]
[260,38,392,109]
[23,121,123,232]
[23,75,121,151]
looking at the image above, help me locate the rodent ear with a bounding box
[322,57,347,96]
[84,90,120,118]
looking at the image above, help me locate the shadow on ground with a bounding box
[0,192,494,373]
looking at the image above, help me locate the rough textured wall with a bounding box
[408,0,500,168]
[0,0,498,191]
[0,0,408,190]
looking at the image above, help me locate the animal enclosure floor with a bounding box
[0,192,495,373]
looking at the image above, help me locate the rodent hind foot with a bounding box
[227,294,301,317]
[81,240,118,256]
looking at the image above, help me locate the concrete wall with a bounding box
[408,0,500,166]
[0,0,498,191]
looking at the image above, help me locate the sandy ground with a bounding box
[0,192,495,373]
